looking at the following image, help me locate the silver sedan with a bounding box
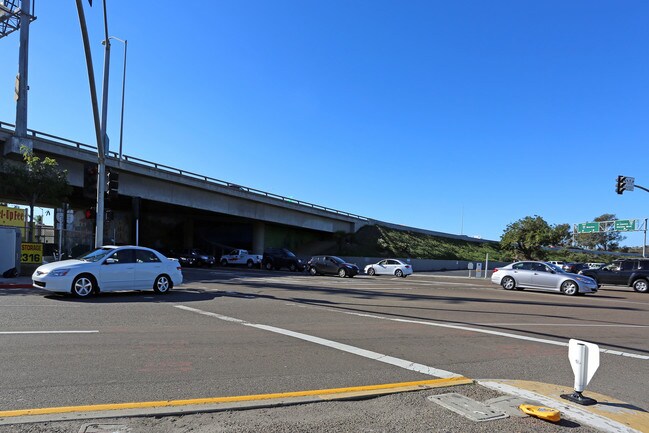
[491,261,598,296]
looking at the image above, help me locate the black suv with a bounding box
[579,259,649,292]
[262,248,305,272]
[307,256,359,278]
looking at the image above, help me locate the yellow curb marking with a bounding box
[0,376,472,418]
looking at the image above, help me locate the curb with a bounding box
[479,379,648,433]
[0,283,32,289]
[0,377,473,425]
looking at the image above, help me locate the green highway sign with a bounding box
[615,219,636,231]
[577,222,600,233]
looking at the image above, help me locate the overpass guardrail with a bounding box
[1,121,369,222]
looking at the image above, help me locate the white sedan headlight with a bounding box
[49,269,71,277]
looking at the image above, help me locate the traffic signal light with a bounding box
[84,208,96,219]
[83,163,98,198]
[616,176,626,194]
[106,170,119,198]
[616,175,635,194]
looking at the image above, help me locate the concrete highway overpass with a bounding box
[1,122,490,255]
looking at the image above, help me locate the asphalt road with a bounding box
[0,267,647,432]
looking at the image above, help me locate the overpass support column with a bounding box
[183,219,194,248]
[252,222,265,254]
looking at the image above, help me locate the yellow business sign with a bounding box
[0,205,26,228]
[21,243,43,264]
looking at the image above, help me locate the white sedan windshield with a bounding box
[79,248,114,262]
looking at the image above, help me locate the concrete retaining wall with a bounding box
[336,256,510,272]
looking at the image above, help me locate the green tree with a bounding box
[0,146,70,241]
[500,215,558,260]
[550,223,572,247]
[576,214,626,251]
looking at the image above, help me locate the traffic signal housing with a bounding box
[83,163,98,198]
[84,208,96,219]
[616,175,626,194]
[106,170,119,198]
[616,175,635,194]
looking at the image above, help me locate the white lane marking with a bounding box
[0,331,98,335]
[0,305,80,307]
[173,305,461,379]
[289,305,649,361]
[474,323,649,328]
[398,280,483,287]
[479,381,641,433]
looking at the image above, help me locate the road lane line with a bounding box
[288,304,649,360]
[349,311,649,360]
[174,305,462,379]
[473,323,649,328]
[0,331,98,335]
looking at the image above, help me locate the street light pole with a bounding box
[109,36,128,162]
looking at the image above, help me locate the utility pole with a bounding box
[4,0,35,155]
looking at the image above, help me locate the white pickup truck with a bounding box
[219,249,263,268]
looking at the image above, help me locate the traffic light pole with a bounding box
[75,0,106,248]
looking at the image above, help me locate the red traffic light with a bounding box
[84,208,96,219]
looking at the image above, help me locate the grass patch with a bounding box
[334,225,506,261]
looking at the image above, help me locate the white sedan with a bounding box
[364,259,413,278]
[32,245,183,298]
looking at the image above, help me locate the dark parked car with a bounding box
[262,248,305,272]
[307,256,359,278]
[562,262,590,274]
[178,249,216,267]
[579,259,649,292]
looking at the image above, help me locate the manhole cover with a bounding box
[428,393,508,422]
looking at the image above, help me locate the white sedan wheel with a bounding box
[72,276,94,297]
[153,275,171,294]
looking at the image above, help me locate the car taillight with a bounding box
[493,268,499,273]
[405,265,411,268]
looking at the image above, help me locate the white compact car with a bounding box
[32,245,183,298]
[364,259,413,278]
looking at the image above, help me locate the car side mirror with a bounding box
[105,258,116,265]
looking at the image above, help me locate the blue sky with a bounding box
[1,1,648,245]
